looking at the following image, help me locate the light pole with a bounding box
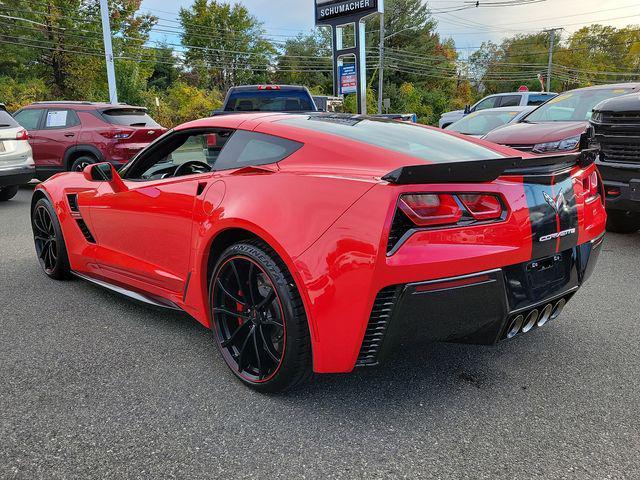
[99,0,118,104]
[378,14,385,114]
[378,25,420,114]
[544,28,562,93]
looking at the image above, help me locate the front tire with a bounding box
[0,185,19,201]
[31,198,71,279]
[606,210,640,234]
[209,241,312,393]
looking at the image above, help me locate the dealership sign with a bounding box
[339,65,357,94]
[315,0,380,24]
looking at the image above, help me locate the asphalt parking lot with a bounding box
[1,186,639,479]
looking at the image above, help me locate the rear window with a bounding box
[527,93,556,106]
[0,110,19,129]
[278,116,501,162]
[101,108,160,127]
[225,90,314,112]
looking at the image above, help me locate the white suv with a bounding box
[438,91,557,129]
[0,104,35,201]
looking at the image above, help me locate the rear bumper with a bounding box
[0,165,35,186]
[597,159,640,213]
[357,236,604,367]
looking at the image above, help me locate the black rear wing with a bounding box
[381,150,597,185]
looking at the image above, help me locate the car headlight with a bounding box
[532,134,581,154]
[591,111,603,123]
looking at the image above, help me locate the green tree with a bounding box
[179,0,275,92]
[148,42,181,91]
[275,30,333,94]
[0,0,157,101]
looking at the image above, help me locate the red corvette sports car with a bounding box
[31,113,606,392]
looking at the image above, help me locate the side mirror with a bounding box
[463,104,471,114]
[83,162,128,192]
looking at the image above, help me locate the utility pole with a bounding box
[544,28,561,93]
[99,0,118,104]
[378,13,385,114]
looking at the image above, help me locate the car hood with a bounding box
[483,121,589,145]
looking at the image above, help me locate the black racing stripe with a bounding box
[557,175,579,252]
[524,172,579,259]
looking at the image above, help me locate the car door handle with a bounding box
[64,133,75,137]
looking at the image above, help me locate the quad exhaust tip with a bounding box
[537,303,554,327]
[505,297,568,339]
[550,298,566,321]
[521,309,539,333]
[506,314,524,339]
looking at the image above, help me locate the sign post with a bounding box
[315,0,384,115]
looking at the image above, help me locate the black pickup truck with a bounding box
[591,93,640,233]
[216,85,318,114]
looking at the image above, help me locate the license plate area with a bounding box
[526,252,571,295]
[503,248,579,311]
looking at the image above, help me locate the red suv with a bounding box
[13,102,166,179]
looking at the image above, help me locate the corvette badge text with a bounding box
[539,228,577,243]
[317,0,376,19]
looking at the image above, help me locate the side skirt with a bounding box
[72,271,182,311]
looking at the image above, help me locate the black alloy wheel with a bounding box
[71,155,96,172]
[32,198,71,279]
[0,185,19,201]
[210,241,312,392]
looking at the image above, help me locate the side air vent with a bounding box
[356,286,401,367]
[387,209,414,254]
[76,219,96,243]
[67,194,79,213]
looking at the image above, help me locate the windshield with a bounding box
[524,87,634,122]
[446,110,521,136]
[225,90,314,112]
[279,116,501,162]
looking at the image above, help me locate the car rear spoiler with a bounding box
[381,149,597,185]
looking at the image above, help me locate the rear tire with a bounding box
[209,240,312,393]
[606,210,640,234]
[0,185,19,201]
[31,198,71,279]
[70,154,97,172]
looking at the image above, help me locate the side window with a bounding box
[138,130,233,179]
[44,109,80,129]
[498,95,521,107]
[473,96,498,112]
[14,109,44,130]
[213,131,303,171]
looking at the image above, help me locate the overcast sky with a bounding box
[140,0,639,57]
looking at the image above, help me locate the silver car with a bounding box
[445,105,536,138]
[0,104,35,201]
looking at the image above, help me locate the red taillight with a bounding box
[100,129,133,139]
[258,85,281,90]
[15,129,29,140]
[459,194,503,221]
[582,170,600,200]
[398,194,463,227]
